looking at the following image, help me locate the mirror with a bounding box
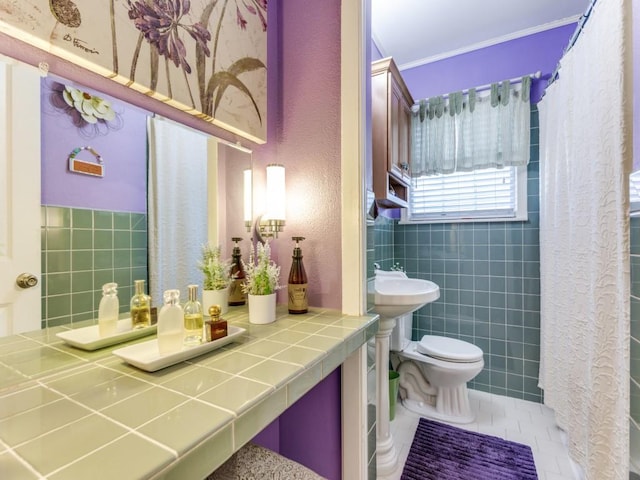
[34,68,252,329]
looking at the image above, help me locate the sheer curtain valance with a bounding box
[411,77,531,177]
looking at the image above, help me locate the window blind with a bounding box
[410,167,517,221]
[630,170,640,213]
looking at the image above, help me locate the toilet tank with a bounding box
[389,313,413,351]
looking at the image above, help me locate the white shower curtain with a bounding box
[147,116,208,306]
[538,0,631,478]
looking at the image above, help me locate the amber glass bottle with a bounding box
[228,237,247,306]
[288,236,308,314]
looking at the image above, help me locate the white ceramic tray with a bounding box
[112,325,246,372]
[56,319,157,351]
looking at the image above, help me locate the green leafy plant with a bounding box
[198,244,231,291]
[242,240,281,296]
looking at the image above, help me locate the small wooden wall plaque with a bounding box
[68,147,104,177]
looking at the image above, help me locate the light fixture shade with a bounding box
[265,164,286,221]
[243,168,252,223]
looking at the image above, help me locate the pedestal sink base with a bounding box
[376,317,399,476]
[376,434,399,475]
[372,272,441,477]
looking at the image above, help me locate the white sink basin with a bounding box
[371,271,440,319]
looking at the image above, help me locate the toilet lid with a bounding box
[417,335,483,363]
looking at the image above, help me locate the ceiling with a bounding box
[372,0,592,70]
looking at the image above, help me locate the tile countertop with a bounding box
[0,306,378,480]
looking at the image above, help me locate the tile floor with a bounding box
[379,389,579,480]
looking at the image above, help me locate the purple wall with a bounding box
[401,24,576,104]
[254,0,343,311]
[251,1,344,478]
[280,369,342,479]
[253,370,342,479]
[41,79,148,213]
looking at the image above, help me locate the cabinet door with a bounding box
[398,92,411,182]
[389,78,404,179]
[389,76,412,181]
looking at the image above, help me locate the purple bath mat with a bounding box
[401,418,538,480]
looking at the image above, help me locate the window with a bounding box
[402,166,528,223]
[630,170,640,215]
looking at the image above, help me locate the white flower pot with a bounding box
[202,287,229,315]
[248,293,277,324]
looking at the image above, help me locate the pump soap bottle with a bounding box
[228,237,247,306]
[183,284,204,346]
[158,289,184,355]
[131,279,151,329]
[288,236,308,314]
[98,282,119,337]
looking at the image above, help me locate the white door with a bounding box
[0,57,41,335]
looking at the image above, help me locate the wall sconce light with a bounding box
[243,168,252,232]
[256,163,286,241]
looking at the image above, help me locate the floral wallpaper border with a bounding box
[0,0,267,143]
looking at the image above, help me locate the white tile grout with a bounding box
[377,389,577,480]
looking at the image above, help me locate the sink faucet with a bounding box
[373,262,381,270]
[391,262,404,272]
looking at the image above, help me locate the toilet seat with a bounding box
[416,335,483,363]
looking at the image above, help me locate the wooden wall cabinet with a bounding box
[371,57,414,208]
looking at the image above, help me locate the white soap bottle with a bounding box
[157,289,184,355]
[98,282,119,337]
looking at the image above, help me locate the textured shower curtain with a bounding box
[147,117,208,306]
[538,0,631,478]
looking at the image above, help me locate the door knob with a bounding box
[16,273,38,289]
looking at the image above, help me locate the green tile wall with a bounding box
[630,215,640,467]
[370,107,542,403]
[41,206,148,328]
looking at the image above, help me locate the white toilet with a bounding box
[390,314,484,424]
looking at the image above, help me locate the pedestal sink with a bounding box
[373,271,440,319]
[370,270,440,476]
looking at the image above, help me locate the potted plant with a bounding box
[198,244,231,315]
[242,240,282,324]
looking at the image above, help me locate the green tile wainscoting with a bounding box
[629,216,640,470]
[41,206,148,329]
[368,107,542,403]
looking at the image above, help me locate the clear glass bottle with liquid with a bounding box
[130,279,151,330]
[183,284,203,346]
[98,282,119,337]
[158,289,184,355]
[228,237,247,306]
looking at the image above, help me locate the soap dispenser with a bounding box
[130,279,151,330]
[183,284,203,346]
[98,282,119,337]
[157,289,184,355]
[228,237,247,306]
[288,236,308,314]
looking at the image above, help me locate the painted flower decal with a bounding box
[62,86,116,124]
[235,0,267,31]
[127,0,211,74]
